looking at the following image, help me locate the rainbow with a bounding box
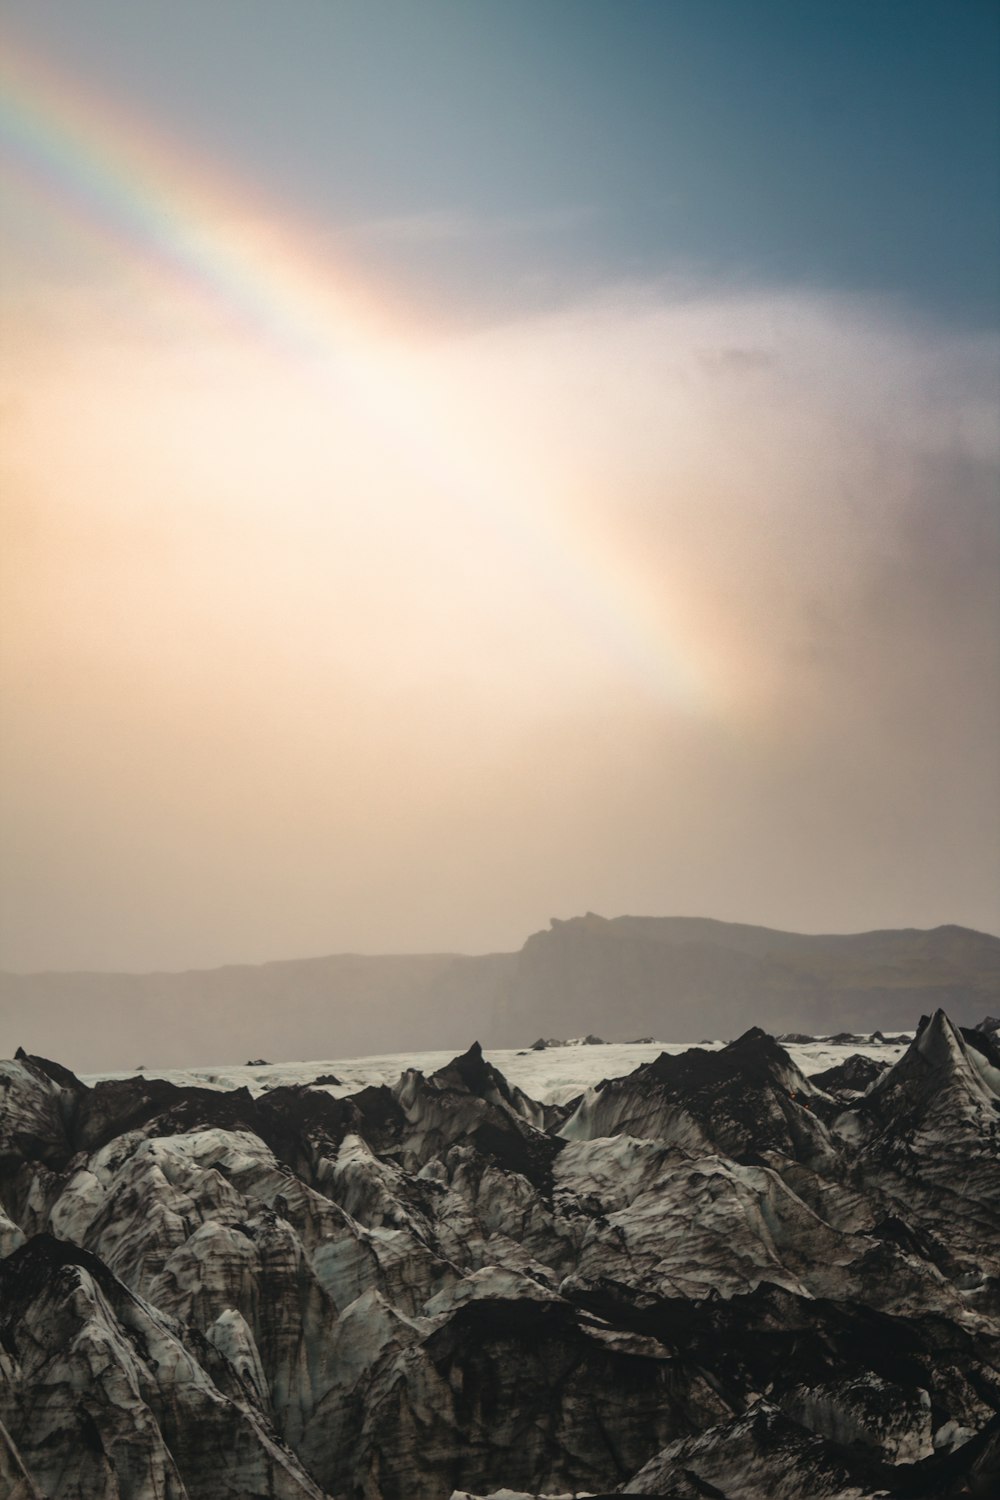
[0,34,708,708]
[0,38,411,363]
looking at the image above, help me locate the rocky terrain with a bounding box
[2,916,998,1072]
[1,1011,998,1499]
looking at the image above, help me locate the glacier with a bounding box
[1,1015,998,1499]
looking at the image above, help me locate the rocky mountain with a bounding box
[2,916,998,1072]
[1,1011,998,1499]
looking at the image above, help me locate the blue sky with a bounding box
[5,0,999,325]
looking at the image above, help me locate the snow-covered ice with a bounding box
[81,1036,910,1104]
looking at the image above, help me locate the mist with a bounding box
[1,280,998,972]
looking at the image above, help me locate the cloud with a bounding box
[1,275,997,969]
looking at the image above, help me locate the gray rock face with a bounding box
[1,1018,998,1499]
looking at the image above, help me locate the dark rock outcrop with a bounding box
[813,1053,889,1095]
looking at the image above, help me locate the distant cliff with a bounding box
[493,913,1000,1044]
[1,914,997,1070]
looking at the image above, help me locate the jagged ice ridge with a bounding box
[1,1012,998,1498]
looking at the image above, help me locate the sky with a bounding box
[1,0,998,973]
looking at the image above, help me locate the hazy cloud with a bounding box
[1,279,997,970]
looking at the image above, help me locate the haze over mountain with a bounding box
[2,914,997,1073]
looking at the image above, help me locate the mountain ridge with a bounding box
[5,914,996,978]
[1,915,996,1072]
